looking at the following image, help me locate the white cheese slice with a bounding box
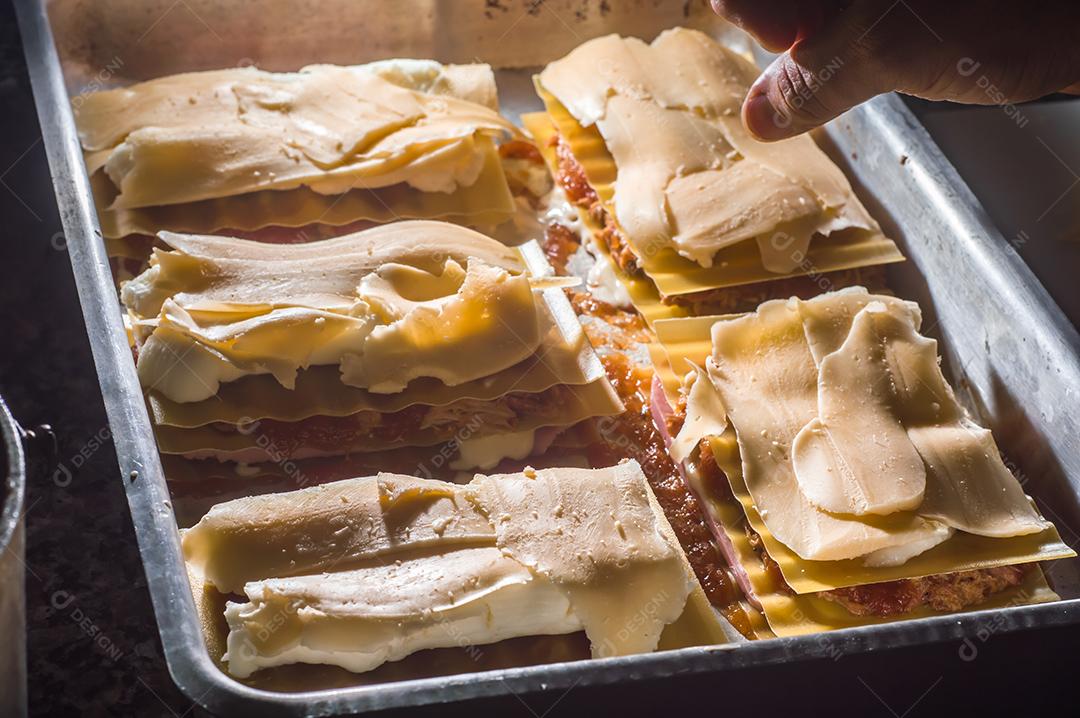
[670,364,729,464]
[693,288,1050,564]
[182,474,493,594]
[224,547,580,678]
[792,304,928,515]
[470,463,693,657]
[193,461,702,675]
[705,299,944,561]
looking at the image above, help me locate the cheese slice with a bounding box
[182,462,730,676]
[92,136,516,241]
[706,298,947,561]
[123,222,543,403]
[652,288,1074,593]
[536,28,902,293]
[792,304,929,515]
[224,547,579,678]
[182,474,492,594]
[679,449,1061,637]
[75,62,517,211]
[471,463,693,657]
[669,364,728,464]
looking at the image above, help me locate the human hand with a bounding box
[711,0,1080,141]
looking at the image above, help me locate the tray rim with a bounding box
[14,0,1080,714]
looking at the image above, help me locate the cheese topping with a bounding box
[182,475,491,594]
[472,463,693,656]
[123,222,545,403]
[75,62,516,209]
[183,462,702,675]
[538,28,881,271]
[678,287,1049,563]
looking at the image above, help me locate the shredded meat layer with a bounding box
[558,290,752,636]
[549,133,641,275]
[821,566,1029,616]
[210,384,573,457]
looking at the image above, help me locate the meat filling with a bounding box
[208,384,574,457]
[549,133,641,275]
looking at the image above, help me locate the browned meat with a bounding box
[210,384,572,456]
[542,222,582,275]
[821,566,1029,616]
[499,138,544,162]
[550,132,598,206]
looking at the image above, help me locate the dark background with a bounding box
[1,0,1078,714]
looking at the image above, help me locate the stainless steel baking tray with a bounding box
[16,0,1080,714]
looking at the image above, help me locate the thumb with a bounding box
[742,7,900,141]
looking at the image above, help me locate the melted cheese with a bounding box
[450,428,537,470]
[75,63,516,210]
[182,461,722,675]
[93,136,516,241]
[123,222,542,403]
[537,28,886,272]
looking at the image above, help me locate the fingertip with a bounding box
[742,86,793,142]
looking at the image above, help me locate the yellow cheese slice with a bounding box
[92,137,516,241]
[123,223,542,403]
[75,63,517,210]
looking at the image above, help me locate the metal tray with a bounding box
[16,0,1080,714]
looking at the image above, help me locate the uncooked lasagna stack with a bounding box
[183,462,730,676]
[650,287,1073,635]
[69,24,1076,685]
[526,28,904,323]
[122,221,621,471]
[73,61,523,273]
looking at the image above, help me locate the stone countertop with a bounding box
[3,4,1080,716]
[0,6,196,715]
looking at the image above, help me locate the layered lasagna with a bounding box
[73,60,524,271]
[182,461,731,676]
[650,288,1074,635]
[67,28,1075,688]
[122,220,622,469]
[528,28,904,322]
